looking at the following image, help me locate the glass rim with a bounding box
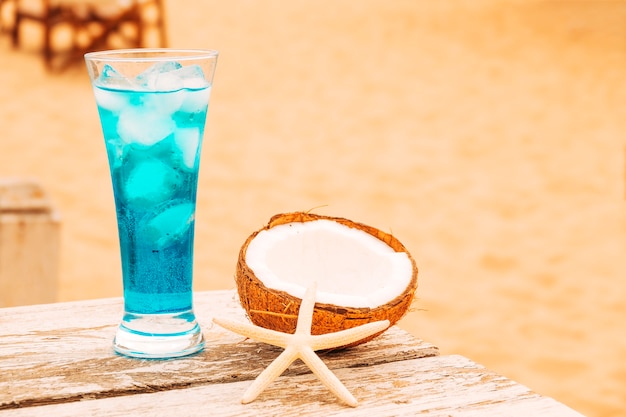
[84,48,219,62]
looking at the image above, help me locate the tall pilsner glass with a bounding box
[85,49,218,359]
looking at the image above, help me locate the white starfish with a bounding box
[213,285,390,407]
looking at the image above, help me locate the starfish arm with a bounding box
[310,320,390,351]
[295,284,317,335]
[213,317,291,348]
[241,346,299,404]
[299,347,358,407]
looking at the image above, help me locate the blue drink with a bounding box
[97,87,208,314]
[86,50,218,358]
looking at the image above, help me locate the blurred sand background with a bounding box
[1,0,625,415]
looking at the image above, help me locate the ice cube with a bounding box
[178,87,211,114]
[154,71,184,92]
[92,65,136,112]
[172,65,209,90]
[117,106,176,146]
[136,62,184,92]
[173,127,201,169]
[133,62,186,113]
[93,86,129,113]
[142,89,185,115]
[95,64,136,90]
[140,202,195,249]
[124,159,182,208]
[170,65,211,113]
[105,138,125,169]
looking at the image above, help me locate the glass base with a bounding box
[113,310,205,359]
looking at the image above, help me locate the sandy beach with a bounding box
[1,0,625,415]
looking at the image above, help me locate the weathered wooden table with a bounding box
[0,290,585,416]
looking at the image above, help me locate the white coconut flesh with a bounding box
[245,219,413,309]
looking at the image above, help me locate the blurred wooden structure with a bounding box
[6,0,167,71]
[0,0,14,33]
[0,179,60,307]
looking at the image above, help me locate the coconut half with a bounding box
[235,212,418,347]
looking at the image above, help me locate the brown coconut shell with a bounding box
[235,212,418,348]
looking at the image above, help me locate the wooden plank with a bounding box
[0,179,60,307]
[0,355,585,416]
[0,290,438,409]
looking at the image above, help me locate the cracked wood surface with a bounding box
[0,290,584,416]
[1,356,585,416]
[0,290,436,409]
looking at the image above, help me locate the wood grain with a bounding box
[0,290,438,410]
[0,355,584,416]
